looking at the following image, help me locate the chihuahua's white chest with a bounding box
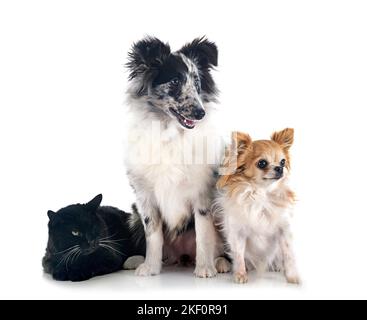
[217,187,290,267]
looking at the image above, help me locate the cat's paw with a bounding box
[123,256,145,270]
[135,262,161,276]
[234,271,248,284]
[194,264,218,278]
[215,257,231,274]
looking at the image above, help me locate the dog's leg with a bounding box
[134,196,163,277]
[194,210,217,278]
[136,223,163,276]
[279,230,300,284]
[227,231,248,284]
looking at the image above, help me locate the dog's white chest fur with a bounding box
[218,185,291,268]
[125,107,220,230]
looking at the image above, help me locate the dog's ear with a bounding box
[127,36,171,80]
[179,37,218,69]
[271,128,294,151]
[179,37,218,95]
[233,131,252,155]
[217,132,252,189]
[85,194,103,212]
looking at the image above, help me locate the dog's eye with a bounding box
[170,78,180,86]
[257,159,268,169]
[280,159,286,167]
[72,230,80,237]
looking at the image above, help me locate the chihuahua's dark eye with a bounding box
[170,78,180,86]
[257,159,268,169]
[280,159,286,167]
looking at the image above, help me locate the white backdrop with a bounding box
[0,0,366,300]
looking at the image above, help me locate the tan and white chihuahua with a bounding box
[215,128,300,284]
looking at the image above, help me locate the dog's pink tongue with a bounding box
[185,119,195,126]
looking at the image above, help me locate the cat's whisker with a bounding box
[100,238,127,243]
[99,233,118,241]
[57,247,79,268]
[100,244,126,257]
[65,247,80,272]
[99,244,114,256]
[99,239,126,246]
[53,245,79,255]
[71,248,81,265]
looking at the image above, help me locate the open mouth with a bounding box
[169,108,197,129]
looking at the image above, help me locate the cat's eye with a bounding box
[280,159,286,167]
[72,230,80,237]
[257,159,268,169]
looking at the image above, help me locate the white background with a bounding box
[0,0,366,300]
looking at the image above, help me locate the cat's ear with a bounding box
[47,210,56,220]
[85,194,103,211]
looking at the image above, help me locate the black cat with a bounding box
[42,194,146,282]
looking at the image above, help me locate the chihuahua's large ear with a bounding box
[217,132,252,189]
[127,36,171,80]
[271,128,294,151]
[47,210,56,220]
[179,37,218,69]
[232,131,252,155]
[85,194,103,212]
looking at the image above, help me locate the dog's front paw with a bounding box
[194,265,218,278]
[135,262,161,276]
[215,257,231,274]
[234,271,248,284]
[286,274,301,285]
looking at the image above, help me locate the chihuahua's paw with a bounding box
[194,265,218,278]
[234,271,248,284]
[123,256,145,270]
[135,262,161,276]
[286,274,301,285]
[215,257,231,274]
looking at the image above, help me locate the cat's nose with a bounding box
[88,240,98,248]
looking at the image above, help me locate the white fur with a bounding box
[215,179,300,284]
[125,95,224,277]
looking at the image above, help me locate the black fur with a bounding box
[127,36,218,98]
[42,194,146,282]
[179,37,218,95]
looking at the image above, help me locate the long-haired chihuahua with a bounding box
[215,128,300,284]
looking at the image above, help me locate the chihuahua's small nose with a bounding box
[274,166,283,177]
[274,166,283,173]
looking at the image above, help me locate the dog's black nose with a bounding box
[274,166,283,173]
[193,108,206,120]
[274,166,283,178]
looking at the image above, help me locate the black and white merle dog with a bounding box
[125,37,228,277]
